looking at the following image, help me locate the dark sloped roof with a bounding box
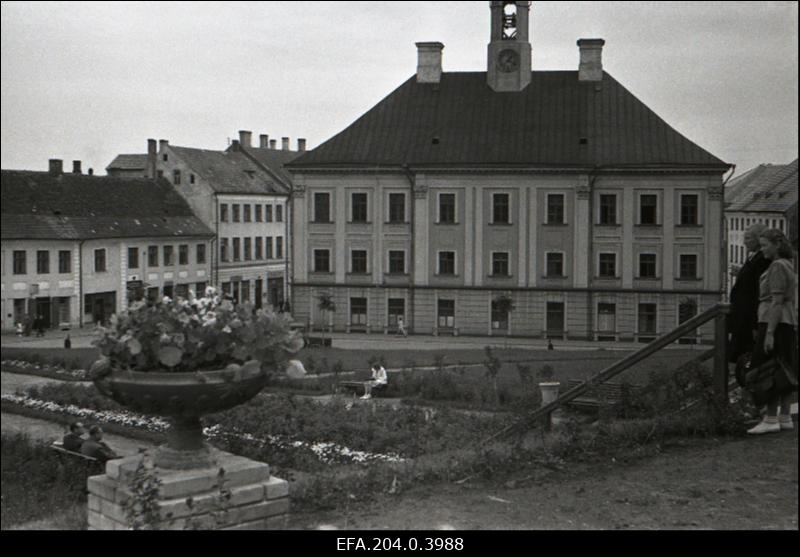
[726,159,798,213]
[235,146,299,190]
[288,72,728,170]
[106,154,148,171]
[1,171,214,240]
[170,146,284,195]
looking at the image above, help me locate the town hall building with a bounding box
[286,1,730,342]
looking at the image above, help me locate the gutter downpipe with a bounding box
[402,164,415,334]
[78,239,85,328]
[214,192,220,287]
[587,167,600,341]
[720,164,736,302]
[285,190,291,311]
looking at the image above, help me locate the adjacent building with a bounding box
[106,154,149,178]
[287,1,730,342]
[1,160,214,332]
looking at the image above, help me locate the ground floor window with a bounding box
[546,302,565,337]
[597,303,616,333]
[147,287,159,305]
[491,300,509,330]
[195,282,207,297]
[267,277,284,308]
[350,297,367,326]
[163,284,174,300]
[240,280,250,303]
[387,298,405,327]
[84,292,116,325]
[638,303,657,335]
[437,299,455,329]
[175,284,189,300]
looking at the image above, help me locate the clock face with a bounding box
[498,49,519,73]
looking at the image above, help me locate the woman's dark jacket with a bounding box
[728,250,771,362]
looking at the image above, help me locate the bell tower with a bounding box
[487,1,531,92]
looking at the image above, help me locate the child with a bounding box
[361,364,388,399]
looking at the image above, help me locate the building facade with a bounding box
[287,2,730,342]
[1,161,213,332]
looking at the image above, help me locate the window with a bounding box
[598,253,616,278]
[640,194,658,225]
[680,195,699,225]
[240,280,250,302]
[265,204,273,223]
[437,299,455,329]
[163,284,174,299]
[388,298,405,327]
[438,193,456,224]
[438,252,456,275]
[275,237,283,259]
[190,174,195,184]
[265,237,273,259]
[232,204,240,222]
[599,194,617,225]
[163,245,174,266]
[195,282,207,296]
[220,239,229,262]
[546,253,564,277]
[244,204,251,222]
[255,205,262,222]
[679,254,698,279]
[350,297,367,326]
[546,302,565,334]
[220,204,228,222]
[58,250,71,274]
[351,250,368,273]
[148,246,159,267]
[388,250,405,274]
[350,193,368,223]
[491,252,510,276]
[244,238,252,261]
[179,244,188,265]
[678,300,697,324]
[547,194,565,224]
[314,249,330,273]
[37,250,49,274]
[128,247,139,269]
[638,303,657,334]
[173,169,181,185]
[255,237,263,259]
[12,251,26,275]
[275,204,283,223]
[638,253,657,278]
[232,238,241,261]
[597,303,616,333]
[162,153,168,162]
[493,193,510,224]
[491,300,510,330]
[389,193,405,223]
[313,193,330,223]
[196,244,206,264]
[94,249,106,272]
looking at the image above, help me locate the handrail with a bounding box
[484,303,730,443]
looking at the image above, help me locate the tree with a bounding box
[317,293,336,345]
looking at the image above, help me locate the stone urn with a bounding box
[93,361,268,469]
[538,381,561,406]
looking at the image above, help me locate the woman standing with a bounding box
[747,229,798,434]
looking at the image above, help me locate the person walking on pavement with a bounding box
[397,316,408,338]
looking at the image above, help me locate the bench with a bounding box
[565,380,643,411]
[337,380,387,397]
[51,441,106,475]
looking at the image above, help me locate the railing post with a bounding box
[713,303,731,406]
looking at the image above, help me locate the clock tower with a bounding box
[487,1,531,92]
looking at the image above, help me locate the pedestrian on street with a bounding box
[397,316,408,338]
[547,339,554,350]
[64,334,72,349]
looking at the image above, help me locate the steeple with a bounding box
[487,1,532,92]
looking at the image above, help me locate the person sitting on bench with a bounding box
[62,421,86,452]
[81,426,120,463]
[361,364,388,400]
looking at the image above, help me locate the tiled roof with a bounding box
[1,170,214,240]
[106,154,148,171]
[169,146,285,195]
[236,146,299,190]
[288,72,728,170]
[726,159,798,213]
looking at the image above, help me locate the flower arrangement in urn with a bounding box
[91,286,302,379]
[89,287,303,468]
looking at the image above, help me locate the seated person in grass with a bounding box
[80,426,120,462]
[361,364,388,400]
[62,421,86,452]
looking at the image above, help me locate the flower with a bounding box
[92,286,302,376]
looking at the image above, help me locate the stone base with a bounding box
[87,448,289,530]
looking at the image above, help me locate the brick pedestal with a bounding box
[87,448,289,530]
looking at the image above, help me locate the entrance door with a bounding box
[36,298,52,329]
[255,279,263,310]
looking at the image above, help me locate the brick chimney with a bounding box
[147,138,157,178]
[281,137,290,151]
[159,139,169,152]
[297,138,306,152]
[49,159,63,176]
[259,134,269,148]
[578,38,605,81]
[415,42,444,84]
[238,130,252,147]
[88,168,94,175]
[72,160,82,174]
[269,139,277,150]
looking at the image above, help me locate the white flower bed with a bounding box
[1,393,405,464]
[1,359,88,380]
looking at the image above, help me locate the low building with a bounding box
[1,159,214,332]
[106,154,148,178]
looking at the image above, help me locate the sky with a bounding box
[1,1,798,176]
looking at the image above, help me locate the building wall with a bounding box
[290,170,725,339]
[725,210,788,292]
